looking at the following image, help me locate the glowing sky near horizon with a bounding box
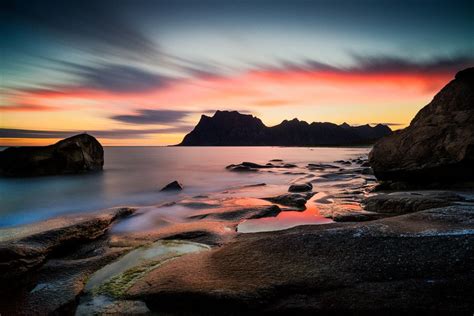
[1,0,473,146]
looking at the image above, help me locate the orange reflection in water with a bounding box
[238,199,332,233]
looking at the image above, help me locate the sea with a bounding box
[0,146,370,228]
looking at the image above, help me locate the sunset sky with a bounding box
[1,0,473,146]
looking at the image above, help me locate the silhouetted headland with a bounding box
[179,111,392,146]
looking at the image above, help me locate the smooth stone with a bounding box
[288,183,313,192]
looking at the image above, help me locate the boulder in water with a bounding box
[0,133,104,177]
[160,181,183,191]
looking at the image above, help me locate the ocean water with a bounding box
[0,146,370,227]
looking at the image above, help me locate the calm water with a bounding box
[0,146,369,227]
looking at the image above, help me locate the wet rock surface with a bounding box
[369,68,474,184]
[264,192,315,208]
[189,205,281,221]
[363,191,466,215]
[0,207,137,314]
[0,207,135,284]
[126,205,474,314]
[0,133,104,177]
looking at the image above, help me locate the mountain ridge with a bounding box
[178,111,392,146]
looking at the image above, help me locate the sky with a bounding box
[1,0,473,146]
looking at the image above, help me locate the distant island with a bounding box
[178,111,392,146]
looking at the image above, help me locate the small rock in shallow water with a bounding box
[160,181,183,191]
[226,164,258,172]
[288,183,313,192]
[264,192,315,208]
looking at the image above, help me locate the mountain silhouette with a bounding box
[178,111,392,146]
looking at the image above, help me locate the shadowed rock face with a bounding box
[369,68,474,184]
[0,133,104,177]
[179,110,391,146]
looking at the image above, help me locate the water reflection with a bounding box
[238,194,333,233]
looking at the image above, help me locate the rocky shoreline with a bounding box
[1,68,473,314]
[0,154,472,314]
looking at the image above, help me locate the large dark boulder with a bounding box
[0,133,104,177]
[369,68,474,184]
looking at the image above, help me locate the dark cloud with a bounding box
[2,0,159,59]
[67,62,172,93]
[0,126,193,140]
[110,109,254,125]
[111,109,195,124]
[351,55,474,74]
[278,55,474,75]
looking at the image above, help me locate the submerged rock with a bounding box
[0,133,104,177]
[160,180,183,191]
[226,164,258,172]
[369,68,474,184]
[288,182,313,192]
[226,161,297,172]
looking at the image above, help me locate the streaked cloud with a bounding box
[1,104,57,111]
[268,55,474,75]
[0,127,193,139]
[111,109,194,124]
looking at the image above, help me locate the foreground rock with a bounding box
[160,180,183,191]
[363,191,466,215]
[0,133,104,177]
[0,207,137,314]
[369,68,474,185]
[0,207,135,283]
[127,205,474,313]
